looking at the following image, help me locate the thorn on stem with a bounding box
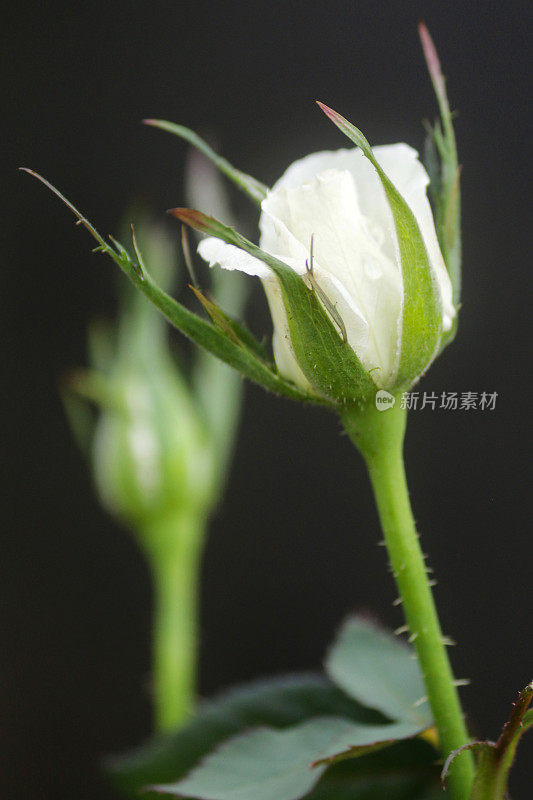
[394,625,409,636]
[442,636,456,647]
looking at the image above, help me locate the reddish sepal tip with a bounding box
[418,22,444,89]
[316,101,343,124]
[167,207,208,231]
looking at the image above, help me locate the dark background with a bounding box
[3,1,532,797]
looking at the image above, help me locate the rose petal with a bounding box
[267,145,454,332]
[197,237,312,388]
[198,237,271,279]
[261,168,401,384]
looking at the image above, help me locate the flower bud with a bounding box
[90,346,214,531]
[198,139,454,398]
[66,219,216,533]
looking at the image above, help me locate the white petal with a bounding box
[198,143,454,392]
[270,147,368,193]
[267,144,455,332]
[261,279,313,390]
[198,237,271,279]
[197,236,312,389]
[261,168,402,384]
[261,249,371,385]
[267,147,397,260]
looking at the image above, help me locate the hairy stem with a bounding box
[341,400,474,799]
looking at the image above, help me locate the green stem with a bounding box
[341,399,474,799]
[140,510,206,733]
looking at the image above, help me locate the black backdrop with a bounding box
[3,1,532,797]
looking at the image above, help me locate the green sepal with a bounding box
[60,377,97,458]
[419,23,461,328]
[128,270,319,405]
[170,209,377,406]
[21,169,322,407]
[60,358,130,460]
[441,682,533,799]
[189,284,269,361]
[316,102,443,389]
[144,119,269,205]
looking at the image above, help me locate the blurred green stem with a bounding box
[341,400,474,799]
[141,511,206,732]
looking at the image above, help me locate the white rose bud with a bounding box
[198,143,454,393]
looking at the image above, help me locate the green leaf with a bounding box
[316,103,443,389]
[418,23,461,316]
[324,617,432,729]
[153,716,428,800]
[106,674,383,798]
[21,169,323,407]
[306,739,441,800]
[170,209,377,405]
[144,119,269,205]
